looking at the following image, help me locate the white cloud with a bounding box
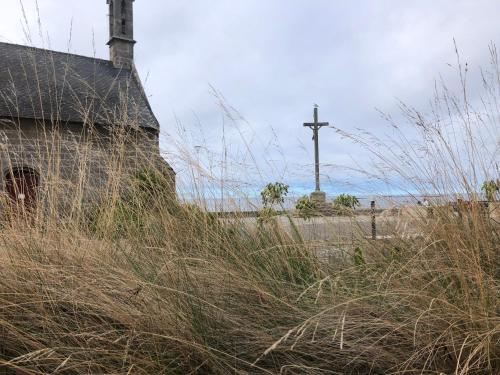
[1,0,499,195]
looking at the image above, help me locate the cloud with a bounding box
[1,0,499,196]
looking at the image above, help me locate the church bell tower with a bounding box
[107,0,136,69]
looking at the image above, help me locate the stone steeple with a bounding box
[107,0,136,69]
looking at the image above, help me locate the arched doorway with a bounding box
[4,167,40,211]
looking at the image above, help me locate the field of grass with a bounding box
[0,34,499,375]
[0,173,498,374]
[0,118,497,374]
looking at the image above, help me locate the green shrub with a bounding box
[257,182,289,224]
[260,182,289,207]
[332,193,360,215]
[295,195,317,220]
[333,193,360,209]
[481,180,499,201]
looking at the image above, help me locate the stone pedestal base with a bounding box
[310,191,326,204]
[310,191,332,215]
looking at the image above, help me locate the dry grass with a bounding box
[0,33,498,375]
[0,121,497,375]
[0,172,498,374]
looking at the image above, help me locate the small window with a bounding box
[122,19,126,34]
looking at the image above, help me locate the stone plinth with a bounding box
[310,191,326,204]
[309,191,334,215]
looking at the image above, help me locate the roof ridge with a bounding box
[0,41,116,66]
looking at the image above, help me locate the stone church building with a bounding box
[0,0,175,208]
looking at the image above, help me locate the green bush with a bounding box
[332,193,360,215]
[257,182,289,224]
[333,193,360,209]
[481,180,499,201]
[89,168,178,237]
[260,182,289,207]
[295,195,317,220]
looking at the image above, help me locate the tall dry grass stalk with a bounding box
[0,39,498,375]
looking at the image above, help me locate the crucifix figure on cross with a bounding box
[303,105,329,203]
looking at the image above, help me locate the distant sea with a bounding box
[184,194,450,213]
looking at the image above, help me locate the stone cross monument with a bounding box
[303,105,329,204]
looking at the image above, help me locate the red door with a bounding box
[5,168,39,211]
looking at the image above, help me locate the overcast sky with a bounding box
[1,0,499,197]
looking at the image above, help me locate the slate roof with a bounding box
[0,42,159,130]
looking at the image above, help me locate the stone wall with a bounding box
[0,118,175,207]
